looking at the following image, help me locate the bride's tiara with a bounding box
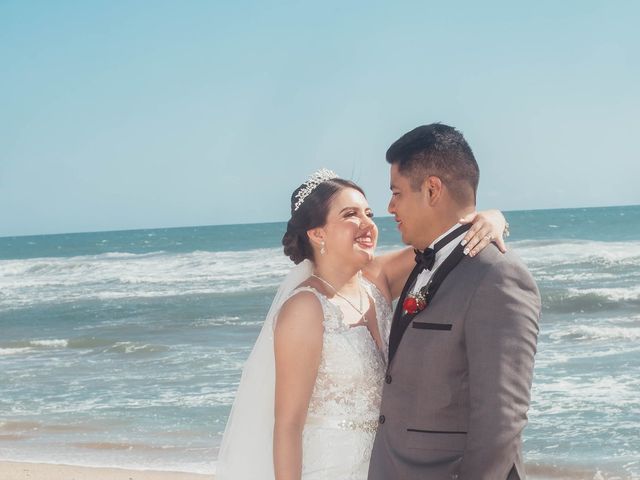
[294,168,339,211]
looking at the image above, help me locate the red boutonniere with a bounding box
[403,290,427,315]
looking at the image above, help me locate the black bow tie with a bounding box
[414,248,436,272]
[413,224,472,273]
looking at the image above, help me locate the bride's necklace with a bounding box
[311,272,368,324]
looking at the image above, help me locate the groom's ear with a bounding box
[424,176,444,205]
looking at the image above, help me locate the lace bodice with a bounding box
[217,263,392,480]
[285,279,393,425]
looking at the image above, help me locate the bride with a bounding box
[216,169,505,479]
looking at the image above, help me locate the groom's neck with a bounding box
[423,205,476,248]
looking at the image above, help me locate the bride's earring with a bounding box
[320,241,326,255]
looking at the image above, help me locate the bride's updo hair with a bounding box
[282,178,365,264]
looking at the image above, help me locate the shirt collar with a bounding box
[428,222,463,250]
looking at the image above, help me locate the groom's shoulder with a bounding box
[468,246,541,327]
[472,245,536,287]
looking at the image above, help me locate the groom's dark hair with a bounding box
[386,123,479,204]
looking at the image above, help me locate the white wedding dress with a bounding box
[216,260,392,480]
[292,280,391,478]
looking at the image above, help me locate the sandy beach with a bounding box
[0,460,622,480]
[0,461,214,480]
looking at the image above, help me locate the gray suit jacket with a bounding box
[368,245,540,480]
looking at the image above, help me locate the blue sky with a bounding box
[1,1,638,236]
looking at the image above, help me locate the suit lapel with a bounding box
[388,242,469,366]
[423,242,467,306]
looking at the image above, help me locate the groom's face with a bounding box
[388,163,432,250]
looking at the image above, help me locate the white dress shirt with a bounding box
[410,223,466,295]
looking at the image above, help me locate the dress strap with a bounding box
[280,286,345,332]
[284,286,326,306]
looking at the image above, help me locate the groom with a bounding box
[368,124,541,480]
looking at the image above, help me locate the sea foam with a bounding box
[0,248,290,309]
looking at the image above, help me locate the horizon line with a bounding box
[2,202,638,240]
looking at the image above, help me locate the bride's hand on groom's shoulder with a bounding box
[459,210,508,256]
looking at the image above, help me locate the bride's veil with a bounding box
[216,259,313,479]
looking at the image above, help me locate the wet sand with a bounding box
[0,461,214,480]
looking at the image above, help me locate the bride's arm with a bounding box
[273,292,324,480]
[368,209,508,300]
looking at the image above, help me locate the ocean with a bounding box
[1,205,639,478]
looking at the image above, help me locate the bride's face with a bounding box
[314,188,378,265]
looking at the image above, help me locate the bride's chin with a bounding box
[354,247,375,264]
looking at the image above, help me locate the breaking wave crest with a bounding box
[0,248,290,309]
[0,337,169,355]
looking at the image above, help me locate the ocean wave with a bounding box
[542,286,640,313]
[512,239,640,269]
[107,342,170,354]
[0,337,169,355]
[549,325,640,342]
[570,286,640,302]
[0,241,640,309]
[157,389,237,407]
[0,248,289,309]
[30,339,69,348]
[0,340,73,355]
[0,347,31,356]
[2,240,638,310]
[190,316,263,327]
[535,345,640,368]
[531,374,640,410]
[536,271,617,282]
[67,337,117,349]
